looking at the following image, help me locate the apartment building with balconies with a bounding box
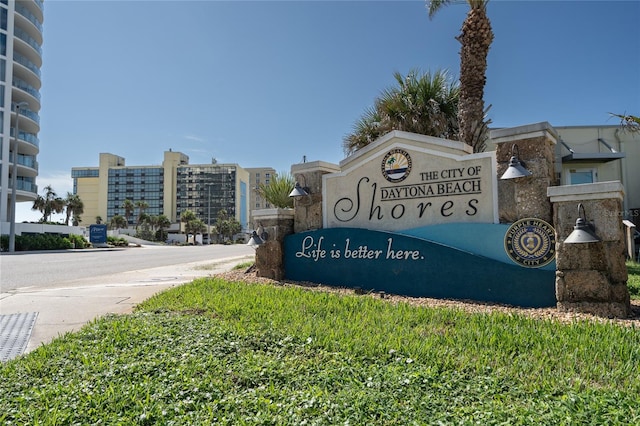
[0,0,43,224]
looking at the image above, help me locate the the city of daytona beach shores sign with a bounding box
[323,131,498,231]
[284,131,556,308]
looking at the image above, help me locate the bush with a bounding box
[68,234,89,249]
[107,236,128,247]
[0,233,73,251]
[257,172,295,209]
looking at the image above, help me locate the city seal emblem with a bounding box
[504,218,556,268]
[381,149,412,183]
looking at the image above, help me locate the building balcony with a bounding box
[15,2,43,34]
[12,77,41,110]
[10,106,40,136]
[13,27,42,64]
[10,128,40,152]
[10,178,38,203]
[13,52,41,88]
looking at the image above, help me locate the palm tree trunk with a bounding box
[457,6,493,152]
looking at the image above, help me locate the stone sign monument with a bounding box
[323,131,498,231]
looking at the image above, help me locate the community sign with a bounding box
[284,131,556,308]
[323,131,498,231]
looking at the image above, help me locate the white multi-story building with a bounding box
[0,0,43,224]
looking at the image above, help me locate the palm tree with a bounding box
[64,193,84,226]
[135,201,149,229]
[427,0,493,152]
[152,214,172,241]
[610,113,639,133]
[343,69,459,155]
[31,185,65,222]
[256,172,295,209]
[180,209,197,234]
[121,199,135,227]
[109,215,128,230]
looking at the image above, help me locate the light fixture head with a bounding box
[564,203,600,244]
[289,182,309,197]
[500,144,532,180]
[247,230,265,248]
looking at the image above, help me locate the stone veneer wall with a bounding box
[548,182,630,318]
[253,209,294,281]
[291,161,340,233]
[491,122,559,223]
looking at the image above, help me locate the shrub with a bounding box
[0,233,73,251]
[257,172,295,209]
[68,234,89,249]
[107,236,128,247]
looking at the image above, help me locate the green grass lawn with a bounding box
[1,267,639,425]
[628,260,640,299]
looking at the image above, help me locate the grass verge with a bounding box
[1,276,639,424]
[628,260,640,299]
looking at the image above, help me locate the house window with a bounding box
[568,168,597,185]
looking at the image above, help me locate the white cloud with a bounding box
[183,134,206,143]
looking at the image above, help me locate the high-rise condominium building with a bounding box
[0,0,43,224]
[246,167,276,211]
[72,151,259,231]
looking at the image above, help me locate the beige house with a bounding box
[488,123,639,226]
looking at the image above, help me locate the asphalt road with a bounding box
[0,244,255,292]
[0,244,256,355]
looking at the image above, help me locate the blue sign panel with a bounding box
[284,227,556,308]
[89,224,108,244]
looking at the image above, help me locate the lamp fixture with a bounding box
[289,174,310,198]
[247,226,269,248]
[564,203,600,244]
[288,182,309,197]
[247,231,265,248]
[500,144,532,180]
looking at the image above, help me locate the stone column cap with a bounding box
[252,208,295,220]
[547,181,624,203]
[490,122,558,145]
[291,161,341,175]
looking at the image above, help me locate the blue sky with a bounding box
[18,0,640,221]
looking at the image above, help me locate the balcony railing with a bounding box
[15,2,43,32]
[10,128,39,148]
[14,52,41,78]
[11,106,40,125]
[17,153,38,170]
[13,76,41,101]
[14,27,42,56]
[17,179,38,194]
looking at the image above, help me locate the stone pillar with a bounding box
[548,182,631,318]
[290,161,340,233]
[490,122,559,223]
[252,208,294,280]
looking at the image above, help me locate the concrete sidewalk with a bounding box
[1,254,252,358]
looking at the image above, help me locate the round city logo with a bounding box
[381,149,412,183]
[504,218,556,268]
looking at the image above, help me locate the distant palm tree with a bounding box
[427,0,493,152]
[121,199,135,227]
[343,69,459,155]
[32,185,65,222]
[109,215,128,230]
[135,201,149,229]
[64,193,84,226]
[152,214,172,240]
